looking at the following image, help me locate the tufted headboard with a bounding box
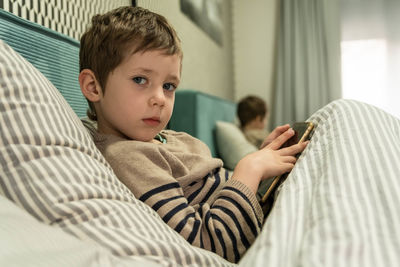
[0,9,87,117]
[169,90,237,157]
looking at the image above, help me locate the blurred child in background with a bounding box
[237,95,270,148]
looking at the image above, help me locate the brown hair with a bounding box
[80,6,182,120]
[237,95,268,127]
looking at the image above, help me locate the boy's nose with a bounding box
[149,88,165,107]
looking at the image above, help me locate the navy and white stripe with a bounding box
[138,171,262,263]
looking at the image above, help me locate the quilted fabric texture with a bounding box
[0,40,233,266]
[240,99,400,267]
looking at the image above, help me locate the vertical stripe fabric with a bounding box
[240,99,400,266]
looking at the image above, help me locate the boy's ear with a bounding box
[79,69,102,102]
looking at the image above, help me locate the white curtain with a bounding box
[271,0,342,128]
[341,0,400,119]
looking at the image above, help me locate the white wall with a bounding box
[138,0,234,100]
[232,0,278,111]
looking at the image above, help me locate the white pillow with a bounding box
[0,40,229,266]
[215,121,258,170]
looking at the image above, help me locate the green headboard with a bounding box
[169,90,237,157]
[0,9,87,117]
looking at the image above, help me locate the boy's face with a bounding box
[96,49,181,142]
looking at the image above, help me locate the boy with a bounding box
[79,6,307,263]
[237,95,270,148]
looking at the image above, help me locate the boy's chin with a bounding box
[129,134,158,142]
[122,128,162,142]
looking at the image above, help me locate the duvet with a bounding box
[242,99,400,266]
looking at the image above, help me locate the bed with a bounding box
[1,9,400,267]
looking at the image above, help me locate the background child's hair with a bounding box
[80,6,182,120]
[237,95,268,127]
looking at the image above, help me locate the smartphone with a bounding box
[259,122,314,205]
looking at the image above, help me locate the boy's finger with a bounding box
[279,141,309,156]
[271,124,290,137]
[268,128,295,150]
[260,124,291,149]
[275,124,290,132]
[283,156,297,164]
[282,162,295,173]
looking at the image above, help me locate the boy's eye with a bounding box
[133,77,147,85]
[163,83,176,91]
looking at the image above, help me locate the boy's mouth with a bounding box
[143,117,161,126]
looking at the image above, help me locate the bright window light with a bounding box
[341,39,387,106]
[341,39,400,119]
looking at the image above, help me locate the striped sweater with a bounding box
[93,130,264,263]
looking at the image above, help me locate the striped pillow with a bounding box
[0,40,233,266]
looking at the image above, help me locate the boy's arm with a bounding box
[106,147,263,263]
[137,168,263,263]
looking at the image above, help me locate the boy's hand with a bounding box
[232,128,309,194]
[259,124,290,149]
